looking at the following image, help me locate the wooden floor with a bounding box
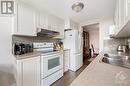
[51,58,90,86]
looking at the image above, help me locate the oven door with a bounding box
[41,53,63,78]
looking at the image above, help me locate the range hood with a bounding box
[37,28,60,37]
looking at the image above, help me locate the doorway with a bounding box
[83,23,100,63]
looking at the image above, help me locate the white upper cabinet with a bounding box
[38,12,65,38]
[114,0,120,34]
[12,1,65,38]
[113,0,130,37]
[118,0,126,29]
[13,1,37,36]
[39,12,50,30]
[70,21,79,30]
[53,17,65,38]
[124,0,130,24]
[109,25,116,37]
[65,19,79,30]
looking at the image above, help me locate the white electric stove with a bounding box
[33,42,63,86]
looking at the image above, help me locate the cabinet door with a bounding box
[39,12,65,38]
[69,20,79,30]
[128,0,130,20]
[22,57,40,86]
[17,1,36,36]
[17,56,41,86]
[47,14,56,31]
[119,0,126,29]
[39,12,50,30]
[54,18,65,39]
[17,60,22,86]
[63,50,70,72]
[114,0,120,33]
[125,0,130,23]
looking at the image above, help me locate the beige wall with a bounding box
[88,29,99,53]
[84,24,99,53]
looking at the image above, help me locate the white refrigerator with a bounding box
[64,29,83,71]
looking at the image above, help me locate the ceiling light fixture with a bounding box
[72,2,84,12]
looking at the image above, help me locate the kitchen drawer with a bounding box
[42,69,63,86]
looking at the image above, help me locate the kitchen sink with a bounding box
[102,54,130,69]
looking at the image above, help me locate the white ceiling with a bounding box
[23,0,116,23]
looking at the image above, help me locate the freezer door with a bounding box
[69,52,83,71]
[75,53,83,70]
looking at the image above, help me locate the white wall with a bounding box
[0,17,15,69]
[80,18,114,52]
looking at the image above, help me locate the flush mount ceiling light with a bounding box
[72,2,84,12]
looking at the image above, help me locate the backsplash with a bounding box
[103,38,128,52]
[12,35,61,44]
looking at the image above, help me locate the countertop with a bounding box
[70,51,130,86]
[15,52,41,60]
[15,50,64,60]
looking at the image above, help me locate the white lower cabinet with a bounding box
[63,50,70,72]
[42,69,63,86]
[17,56,41,86]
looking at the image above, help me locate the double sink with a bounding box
[102,53,130,69]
